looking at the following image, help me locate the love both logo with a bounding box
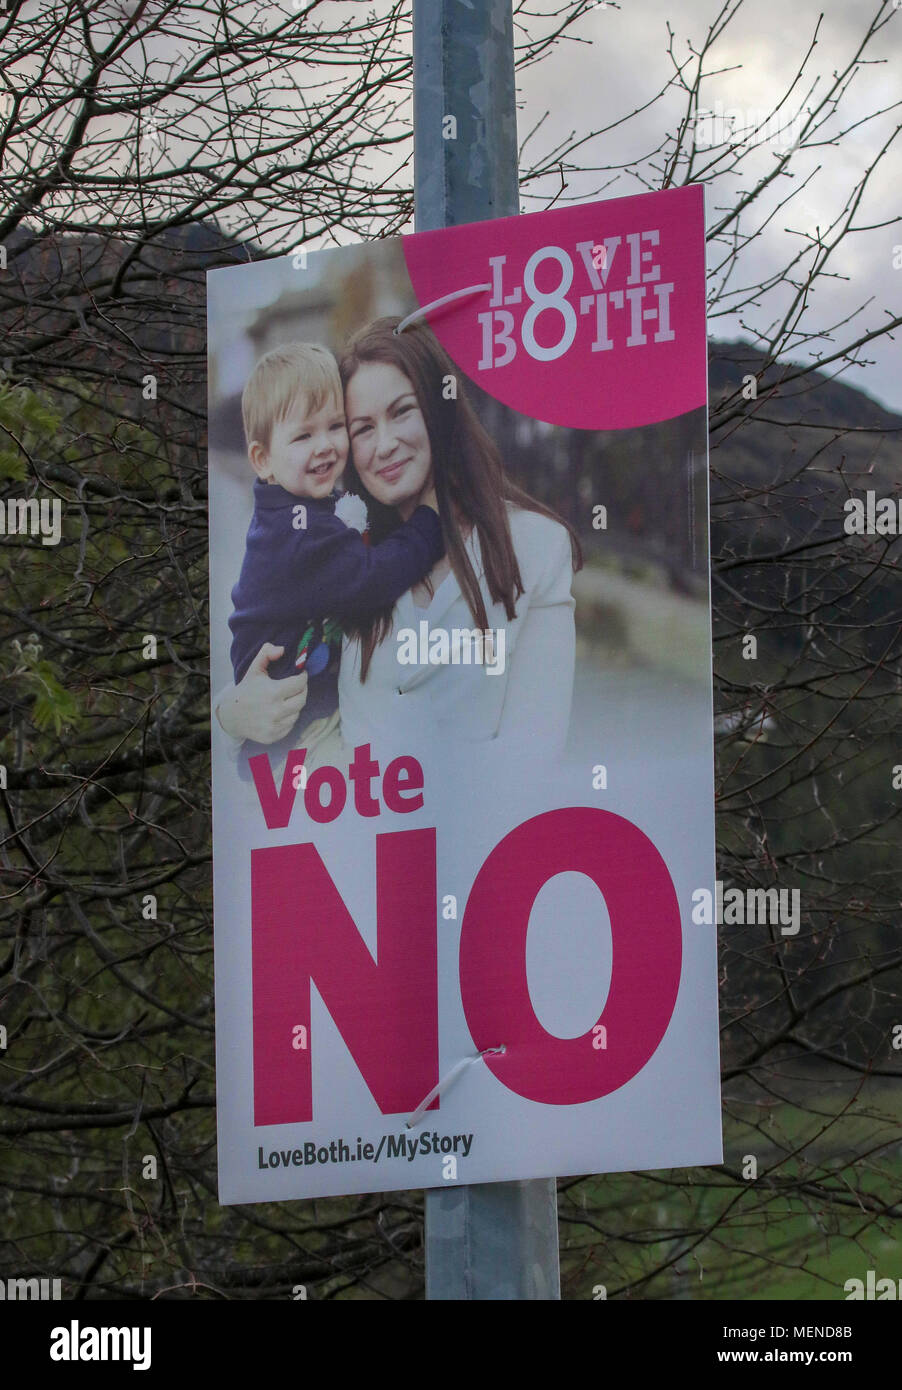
[250,804,684,1127]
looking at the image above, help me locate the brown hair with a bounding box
[338,316,581,680]
[241,341,341,455]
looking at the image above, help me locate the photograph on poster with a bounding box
[207,188,722,1203]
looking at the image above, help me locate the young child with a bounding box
[227,341,443,763]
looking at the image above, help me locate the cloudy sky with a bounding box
[220,0,899,412]
[506,0,901,410]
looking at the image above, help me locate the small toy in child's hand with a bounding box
[295,623,316,671]
[322,617,343,646]
[295,618,342,675]
[305,642,331,676]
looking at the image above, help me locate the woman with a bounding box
[216,316,580,762]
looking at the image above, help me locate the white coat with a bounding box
[338,506,576,761]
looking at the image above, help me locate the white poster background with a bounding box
[208,193,721,1204]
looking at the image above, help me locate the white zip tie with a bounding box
[405,1045,506,1129]
[394,283,492,335]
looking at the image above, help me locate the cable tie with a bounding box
[394,283,492,335]
[405,1045,506,1129]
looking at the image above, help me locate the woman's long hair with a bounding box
[338,315,581,681]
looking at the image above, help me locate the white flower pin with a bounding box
[334,492,369,534]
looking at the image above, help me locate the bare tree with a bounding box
[556,0,902,1301]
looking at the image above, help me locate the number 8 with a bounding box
[521,246,577,362]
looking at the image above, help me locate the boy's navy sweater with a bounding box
[228,479,444,744]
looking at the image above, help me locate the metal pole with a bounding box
[413,0,561,1301]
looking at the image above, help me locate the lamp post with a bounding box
[412,0,561,1302]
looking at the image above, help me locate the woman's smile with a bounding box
[376,456,412,485]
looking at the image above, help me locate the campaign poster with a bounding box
[207,184,722,1203]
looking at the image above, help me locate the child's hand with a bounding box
[216,644,308,743]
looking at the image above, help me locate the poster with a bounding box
[207,184,722,1203]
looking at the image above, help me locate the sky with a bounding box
[506,0,901,410]
[13,0,898,405]
[191,0,902,413]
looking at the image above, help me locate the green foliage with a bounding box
[8,639,81,734]
[0,378,63,481]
